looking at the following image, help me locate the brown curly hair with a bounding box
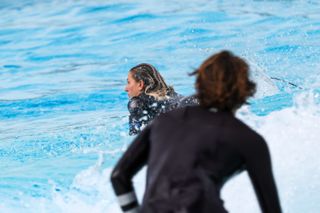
[192,50,256,111]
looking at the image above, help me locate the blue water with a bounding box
[0,0,320,212]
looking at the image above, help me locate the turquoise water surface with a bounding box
[0,0,319,212]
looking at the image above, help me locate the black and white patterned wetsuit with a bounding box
[128,92,184,135]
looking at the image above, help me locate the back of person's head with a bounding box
[192,50,256,111]
[130,63,174,99]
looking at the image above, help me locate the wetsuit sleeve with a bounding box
[245,136,282,213]
[128,98,149,135]
[110,125,151,213]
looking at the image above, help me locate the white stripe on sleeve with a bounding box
[117,191,137,207]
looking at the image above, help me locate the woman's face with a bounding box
[125,72,144,98]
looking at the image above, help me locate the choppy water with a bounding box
[0,0,319,212]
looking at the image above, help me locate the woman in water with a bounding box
[125,63,183,135]
[112,51,281,212]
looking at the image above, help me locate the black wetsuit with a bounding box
[128,92,184,135]
[111,106,282,213]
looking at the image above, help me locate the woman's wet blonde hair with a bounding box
[130,63,174,100]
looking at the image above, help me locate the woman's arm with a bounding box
[110,125,151,212]
[245,136,282,213]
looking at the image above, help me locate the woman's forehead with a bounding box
[128,72,140,83]
[128,72,134,78]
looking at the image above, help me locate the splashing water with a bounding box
[0,0,320,212]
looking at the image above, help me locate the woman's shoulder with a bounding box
[128,94,158,110]
[128,95,147,112]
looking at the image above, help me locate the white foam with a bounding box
[248,60,279,98]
